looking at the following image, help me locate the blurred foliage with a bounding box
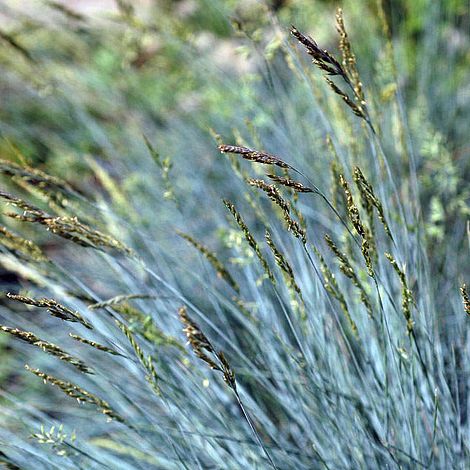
[0,0,467,280]
[0,0,467,298]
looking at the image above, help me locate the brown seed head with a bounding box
[218,144,290,169]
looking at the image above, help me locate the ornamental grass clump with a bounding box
[0,3,468,470]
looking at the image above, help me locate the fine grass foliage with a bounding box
[0,1,468,469]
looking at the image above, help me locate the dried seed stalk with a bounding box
[69,334,122,356]
[1,326,92,373]
[314,247,358,336]
[460,284,469,316]
[0,191,132,255]
[0,226,47,261]
[178,231,240,294]
[248,179,306,243]
[178,306,236,389]
[218,144,290,169]
[265,230,303,303]
[223,199,275,284]
[6,292,93,330]
[339,175,374,276]
[267,174,314,193]
[6,293,92,329]
[385,253,414,334]
[25,365,124,422]
[117,321,161,396]
[324,234,373,318]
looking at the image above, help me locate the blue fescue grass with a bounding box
[0,1,469,469]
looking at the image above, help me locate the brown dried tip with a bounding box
[179,306,219,370]
[178,306,237,391]
[218,351,236,390]
[291,26,345,77]
[267,174,314,193]
[218,144,290,169]
[460,284,470,316]
[324,77,366,119]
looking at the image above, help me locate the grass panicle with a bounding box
[248,179,306,243]
[339,174,375,276]
[69,334,122,356]
[324,234,373,318]
[179,305,237,389]
[1,326,92,374]
[177,231,240,294]
[265,229,303,304]
[88,294,157,310]
[324,77,366,119]
[6,293,92,329]
[335,8,365,105]
[93,300,185,352]
[223,199,275,284]
[178,306,278,468]
[290,25,345,77]
[179,306,219,371]
[218,144,291,169]
[267,174,314,193]
[314,247,358,336]
[0,158,76,199]
[0,226,47,262]
[25,365,124,422]
[143,135,176,202]
[385,252,414,334]
[353,166,393,240]
[291,23,367,122]
[0,191,132,255]
[117,321,161,396]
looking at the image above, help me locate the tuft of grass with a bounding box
[0,3,468,469]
